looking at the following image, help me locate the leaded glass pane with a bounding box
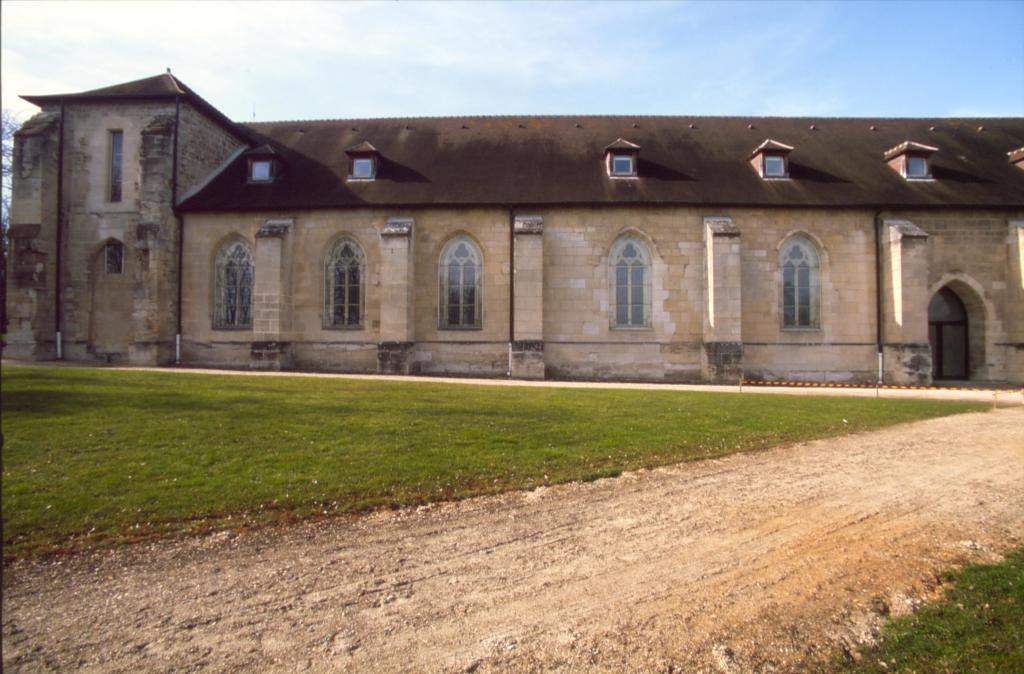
[323,238,364,328]
[610,237,651,328]
[439,237,482,328]
[214,241,253,328]
[779,237,820,329]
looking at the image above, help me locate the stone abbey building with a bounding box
[6,73,1024,384]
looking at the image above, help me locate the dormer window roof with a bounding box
[750,138,794,179]
[244,144,281,183]
[1009,147,1024,170]
[604,138,640,178]
[884,140,938,180]
[345,141,380,181]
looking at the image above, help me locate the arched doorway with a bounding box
[89,239,133,359]
[928,287,968,380]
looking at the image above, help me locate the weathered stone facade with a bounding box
[6,76,1024,385]
[5,96,245,365]
[172,205,1024,384]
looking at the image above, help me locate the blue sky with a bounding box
[2,0,1022,123]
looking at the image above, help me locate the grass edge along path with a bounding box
[2,364,986,560]
[837,547,1024,673]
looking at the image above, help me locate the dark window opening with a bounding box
[351,157,375,179]
[109,130,123,202]
[105,241,124,274]
[248,159,275,183]
[906,156,929,178]
[763,154,786,177]
[610,154,636,177]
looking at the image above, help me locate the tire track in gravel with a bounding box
[3,409,1023,673]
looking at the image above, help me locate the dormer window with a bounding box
[884,141,938,180]
[244,144,281,184]
[1008,147,1024,170]
[250,159,273,182]
[604,138,640,178]
[750,139,793,179]
[346,141,380,181]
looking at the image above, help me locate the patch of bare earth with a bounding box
[4,409,1023,673]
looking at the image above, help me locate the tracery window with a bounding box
[610,235,651,328]
[213,239,254,329]
[438,236,482,329]
[780,235,820,329]
[324,237,365,328]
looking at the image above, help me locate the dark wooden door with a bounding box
[928,288,968,380]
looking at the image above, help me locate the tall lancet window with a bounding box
[780,236,821,329]
[213,240,254,328]
[610,235,652,328]
[438,236,483,329]
[324,237,365,328]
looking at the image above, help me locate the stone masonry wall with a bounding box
[176,205,1024,383]
[4,98,248,365]
[896,209,1024,382]
[176,103,247,198]
[5,109,62,359]
[181,208,512,375]
[739,208,878,383]
[58,100,178,364]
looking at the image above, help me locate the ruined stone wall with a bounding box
[175,103,246,198]
[4,98,250,365]
[5,109,62,359]
[57,100,179,364]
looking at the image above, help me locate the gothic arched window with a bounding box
[324,237,365,328]
[438,236,482,329]
[610,235,652,328]
[780,235,821,329]
[213,239,254,328]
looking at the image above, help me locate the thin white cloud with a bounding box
[2,1,1019,121]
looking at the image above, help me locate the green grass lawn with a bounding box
[839,548,1024,673]
[1,365,985,559]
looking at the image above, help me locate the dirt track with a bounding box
[4,408,1023,673]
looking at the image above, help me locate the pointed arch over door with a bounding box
[928,287,968,380]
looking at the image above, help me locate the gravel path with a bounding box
[4,409,1023,673]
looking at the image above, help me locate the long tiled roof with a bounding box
[180,115,1024,211]
[22,74,1024,211]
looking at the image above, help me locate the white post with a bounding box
[175,333,181,364]
[55,331,62,360]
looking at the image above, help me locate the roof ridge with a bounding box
[240,114,1024,126]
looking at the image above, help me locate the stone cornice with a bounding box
[703,215,740,237]
[382,217,414,237]
[256,218,293,238]
[513,215,544,235]
[884,219,929,240]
